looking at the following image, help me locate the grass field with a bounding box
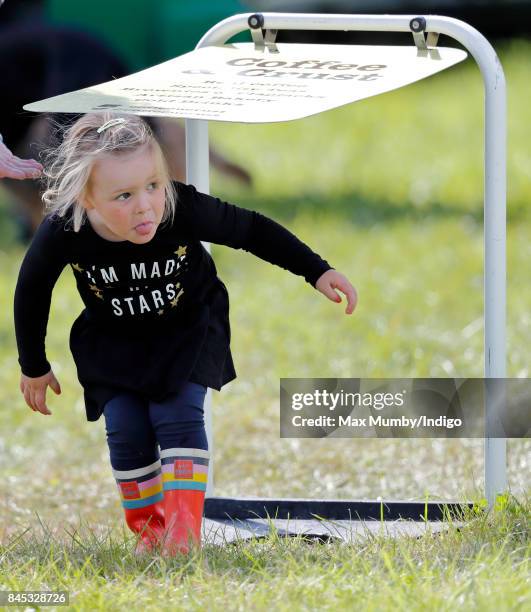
[0,38,529,610]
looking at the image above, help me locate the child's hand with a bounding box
[315,269,357,315]
[19,369,61,416]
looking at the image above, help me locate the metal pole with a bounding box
[191,13,507,507]
[184,118,214,496]
[427,16,507,509]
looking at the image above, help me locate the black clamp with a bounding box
[248,13,279,53]
[409,16,439,53]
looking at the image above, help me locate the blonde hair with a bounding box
[41,112,177,232]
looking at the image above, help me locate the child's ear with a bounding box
[79,190,94,211]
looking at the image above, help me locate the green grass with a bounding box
[0,39,529,609]
[0,495,529,610]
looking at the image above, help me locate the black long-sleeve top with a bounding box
[14,181,333,421]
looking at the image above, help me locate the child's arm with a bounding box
[175,182,357,313]
[13,216,67,415]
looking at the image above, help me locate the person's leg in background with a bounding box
[103,392,165,554]
[149,382,209,555]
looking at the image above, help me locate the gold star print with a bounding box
[95,291,103,300]
[89,284,100,292]
[157,309,164,315]
[175,282,181,290]
[71,263,84,273]
[170,289,184,307]
[174,245,187,258]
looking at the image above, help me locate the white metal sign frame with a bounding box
[191,13,507,509]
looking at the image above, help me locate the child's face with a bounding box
[82,143,167,244]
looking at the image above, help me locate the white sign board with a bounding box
[24,43,467,123]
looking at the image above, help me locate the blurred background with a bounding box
[0,2,529,536]
[1,1,530,72]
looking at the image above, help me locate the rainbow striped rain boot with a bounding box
[112,459,165,555]
[160,447,209,556]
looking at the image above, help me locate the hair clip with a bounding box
[97,118,126,133]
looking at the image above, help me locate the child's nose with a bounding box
[135,194,151,213]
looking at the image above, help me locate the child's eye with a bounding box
[147,182,158,191]
[116,192,131,201]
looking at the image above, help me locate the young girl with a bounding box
[13,112,357,556]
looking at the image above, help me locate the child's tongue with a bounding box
[135,222,152,235]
